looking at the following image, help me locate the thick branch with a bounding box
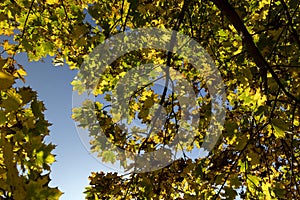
[211,0,300,104]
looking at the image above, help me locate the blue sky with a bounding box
[0,12,110,199]
[2,10,209,198]
[2,22,228,198]
[15,53,111,200]
[14,52,211,199]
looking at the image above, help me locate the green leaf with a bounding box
[0,110,7,126]
[271,118,287,138]
[31,100,45,118]
[36,151,44,166]
[1,89,22,111]
[102,150,116,163]
[0,71,15,91]
[18,87,36,105]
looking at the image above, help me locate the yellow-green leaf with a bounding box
[271,118,287,138]
[0,71,15,91]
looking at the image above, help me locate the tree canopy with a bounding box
[0,0,300,199]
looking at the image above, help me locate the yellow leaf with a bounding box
[247,174,261,186]
[262,182,273,200]
[3,40,15,55]
[45,154,55,164]
[13,67,27,82]
[140,90,153,101]
[273,126,285,138]
[293,119,299,126]
[0,71,13,79]
[45,0,59,4]
[112,112,121,123]
[131,103,139,111]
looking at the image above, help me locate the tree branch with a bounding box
[211,0,300,104]
[13,0,35,59]
[279,0,300,49]
[137,0,191,154]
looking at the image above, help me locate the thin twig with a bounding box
[212,122,270,199]
[13,0,35,59]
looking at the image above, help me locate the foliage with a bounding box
[1,1,63,199]
[0,59,61,198]
[1,0,300,199]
